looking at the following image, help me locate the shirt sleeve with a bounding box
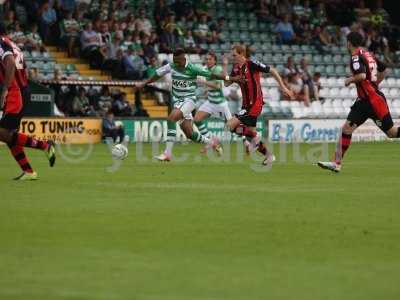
[350,55,367,75]
[249,59,270,73]
[155,63,172,77]
[0,40,13,61]
[190,64,212,78]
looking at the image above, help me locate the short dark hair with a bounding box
[207,51,217,63]
[173,48,185,57]
[0,22,7,35]
[347,31,364,47]
[314,72,321,78]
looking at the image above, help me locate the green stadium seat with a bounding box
[250,32,259,42]
[323,54,333,64]
[333,54,342,64]
[301,45,313,54]
[239,32,250,42]
[263,53,273,63]
[229,31,240,42]
[260,43,272,52]
[281,44,290,52]
[335,65,346,76]
[325,65,334,74]
[313,54,322,64]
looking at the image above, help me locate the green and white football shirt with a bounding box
[156,62,212,104]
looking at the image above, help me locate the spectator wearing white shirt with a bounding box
[80,22,104,68]
[134,8,152,36]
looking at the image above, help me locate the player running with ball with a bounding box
[224,45,293,166]
[136,48,227,161]
[318,32,400,173]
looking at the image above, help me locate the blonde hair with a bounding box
[232,44,246,56]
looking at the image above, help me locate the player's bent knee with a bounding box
[342,122,355,135]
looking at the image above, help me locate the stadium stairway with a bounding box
[45,46,168,118]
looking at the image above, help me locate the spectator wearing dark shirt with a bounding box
[159,23,179,53]
[112,93,133,117]
[122,45,146,80]
[102,111,125,143]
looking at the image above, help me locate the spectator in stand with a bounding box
[293,0,305,17]
[102,110,125,143]
[99,22,111,46]
[60,11,81,57]
[298,58,312,87]
[9,22,26,49]
[103,34,122,73]
[354,0,371,25]
[141,34,157,62]
[121,32,134,52]
[256,0,276,23]
[25,23,44,52]
[154,0,170,24]
[122,45,146,80]
[112,92,132,117]
[194,13,211,44]
[310,2,327,27]
[80,22,104,68]
[72,87,95,116]
[98,86,113,115]
[372,0,390,26]
[274,14,295,45]
[312,25,332,54]
[135,8,153,36]
[159,23,179,53]
[366,27,393,66]
[3,9,16,29]
[170,0,192,19]
[287,72,310,106]
[59,0,76,14]
[39,1,58,44]
[194,0,211,16]
[29,67,45,82]
[292,16,305,44]
[302,0,313,19]
[310,72,322,101]
[210,16,226,43]
[276,0,292,16]
[183,30,204,54]
[283,56,297,77]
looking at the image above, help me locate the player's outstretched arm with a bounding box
[344,73,366,87]
[269,67,293,99]
[136,75,161,90]
[0,54,15,109]
[136,63,171,90]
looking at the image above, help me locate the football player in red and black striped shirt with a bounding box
[318,32,400,173]
[224,45,292,166]
[0,23,55,180]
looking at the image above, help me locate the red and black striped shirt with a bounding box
[231,59,270,116]
[350,47,386,100]
[0,36,28,90]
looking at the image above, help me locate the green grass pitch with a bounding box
[1,142,400,300]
